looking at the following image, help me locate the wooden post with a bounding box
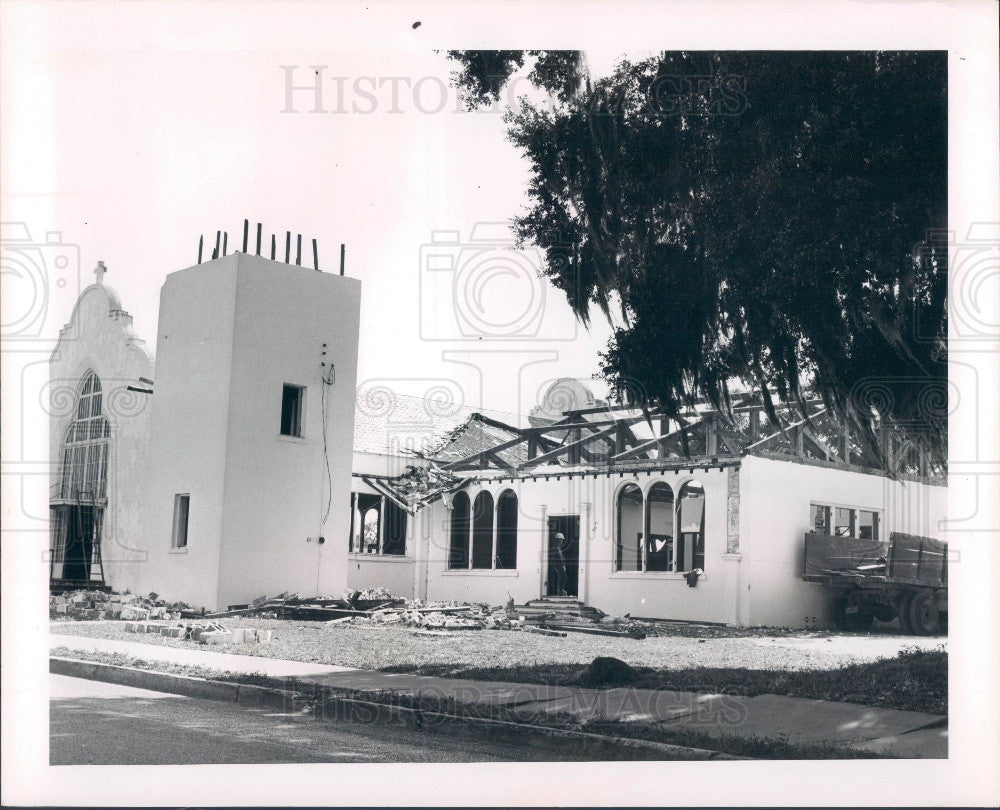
[569,428,581,465]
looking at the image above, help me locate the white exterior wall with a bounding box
[135,260,238,607]
[411,458,945,628]
[418,467,738,619]
[737,455,947,628]
[421,479,542,605]
[583,468,735,623]
[48,283,153,593]
[137,253,360,609]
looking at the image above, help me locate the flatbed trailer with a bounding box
[803,530,947,634]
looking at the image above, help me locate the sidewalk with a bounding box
[50,632,352,678]
[50,632,947,758]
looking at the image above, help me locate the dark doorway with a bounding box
[62,506,95,582]
[546,515,580,597]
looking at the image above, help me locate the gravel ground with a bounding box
[51,619,946,671]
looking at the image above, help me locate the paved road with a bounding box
[50,674,652,764]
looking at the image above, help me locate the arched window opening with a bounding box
[495,489,518,569]
[645,482,675,572]
[59,370,110,501]
[362,506,381,553]
[615,483,643,571]
[471,490,494,569]
[677,481,706,572]
[448,491,471,569]
[349,492,407,555]
[52,370,110,584]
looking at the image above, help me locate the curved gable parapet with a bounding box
[49,282,153,370]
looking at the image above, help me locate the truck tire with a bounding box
[908,591,941,635]
[897,592,913,633]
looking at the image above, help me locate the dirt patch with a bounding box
[51,619,946,673]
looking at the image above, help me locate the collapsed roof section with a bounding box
[370,397,946,512]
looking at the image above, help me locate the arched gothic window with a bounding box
[645,482,675,571]
[59,370,110,501]
[495,489,518,569]
[471,490,494,569]
[615,483,643,571]
[448,491,471,569]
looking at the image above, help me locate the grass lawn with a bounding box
[383,648,947,715]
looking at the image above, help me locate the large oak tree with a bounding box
[447,50,947,469]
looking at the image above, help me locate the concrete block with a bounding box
[199,631,232,645]
[257,629,272,643]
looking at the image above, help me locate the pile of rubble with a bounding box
[50,590,197,622]
[209,589,404,620]
[330,599,650,639]
[50,586,652,641]
[123,619,272,645]
[360,601,515,632]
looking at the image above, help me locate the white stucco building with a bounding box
[344,388,946,628]
[49,254,946,627]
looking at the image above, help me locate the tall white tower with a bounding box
[138,250,361,609]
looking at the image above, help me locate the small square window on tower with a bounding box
[280,384,305,437]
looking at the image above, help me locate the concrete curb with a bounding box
[50,657,292,707]
[49,656,741,760]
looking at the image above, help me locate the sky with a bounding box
[4,7,632,421]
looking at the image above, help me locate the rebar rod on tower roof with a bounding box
[212,230,221,260]
[271,234,276,260]
[256,223,262,256]
[340,243,345,276]
[285,232,291,263]
[296,234,302,266]
[313,238,319,271]
[242,219,249,253]
[198,234,204,264]
[222,231,228,256]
